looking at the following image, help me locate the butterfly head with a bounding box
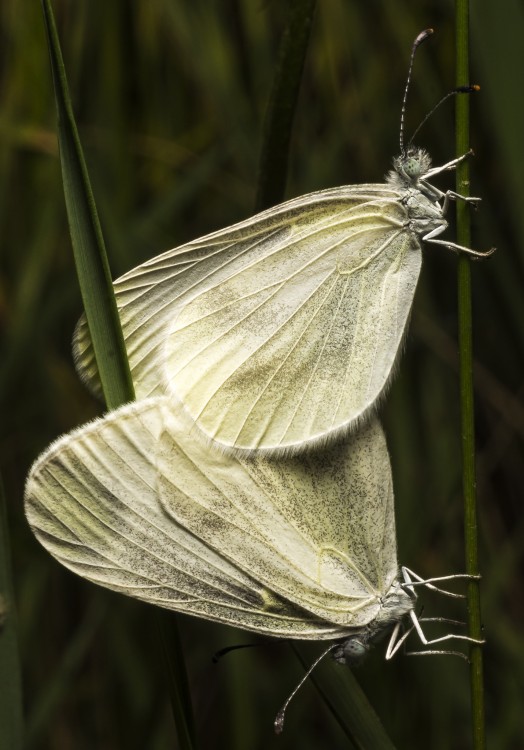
[388,147,432,188]
[331,636,370,665]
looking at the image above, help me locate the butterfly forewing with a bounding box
[25,397,399,637]
[26,398,347,637]
[73,184,421,453]
[166,216,420,453]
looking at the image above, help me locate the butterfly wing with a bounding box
[24,398,343,638]
[158,407,399,628]
[73,185,421,453]
[25,398,398,638]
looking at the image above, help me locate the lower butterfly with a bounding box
[25,398,481,668]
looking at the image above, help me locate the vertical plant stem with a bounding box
[455,4,486,750]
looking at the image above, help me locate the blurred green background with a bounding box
[1,0,523,748]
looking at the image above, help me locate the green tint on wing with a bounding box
[158,410,398,627]
[166,208,420,453]
[24,398,334,637]
[24,398,398,637]
[72,185,420,453]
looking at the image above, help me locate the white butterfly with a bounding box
[24,398,478,661]
[73,147,490,456]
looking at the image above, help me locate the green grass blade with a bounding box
[455,5,486,750]
[40,3,196,746]
[156,612,197,750]
[0,476,24,750]
[40,0,134,409]
[293,646,397,750]
[25,599,105,748]
[255,0,316,211]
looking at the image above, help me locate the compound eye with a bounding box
[332,637,369,665]
[404,156,422,178]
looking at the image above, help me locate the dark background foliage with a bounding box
[1,0,523,748]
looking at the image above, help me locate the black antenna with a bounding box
[212,642,259,663]
[407,84,480,148]
[399,28,434,154]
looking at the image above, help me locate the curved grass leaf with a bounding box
[40,3,195,747]
[293,645,396,750]
[41,0,134,409]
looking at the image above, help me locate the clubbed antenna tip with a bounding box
[414,28,434,47]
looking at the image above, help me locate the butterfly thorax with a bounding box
[386,147,449,239]
[331,582,414,665]
[375,580,414,627]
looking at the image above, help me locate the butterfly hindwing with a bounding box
[157,406,398,627]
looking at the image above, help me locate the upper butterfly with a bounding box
[73,30,493,455]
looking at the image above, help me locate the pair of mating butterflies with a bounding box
[25,30,488,719]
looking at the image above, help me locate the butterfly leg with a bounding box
[400,566,481,599]
[407,609,485,649]
[385,610,484,661]
[385,620,415,659]
[423,223,495,257]
[440,190,482,215]
[424,149,474,179]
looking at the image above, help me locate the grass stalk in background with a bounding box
[3,1,521,746]
[454,4,486,749]
[40,2,196,747]
[24,601,106,748]
[0,477,24,750]
[156,611,197,750]
[293,645,397,750]
[255,0,316,211]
